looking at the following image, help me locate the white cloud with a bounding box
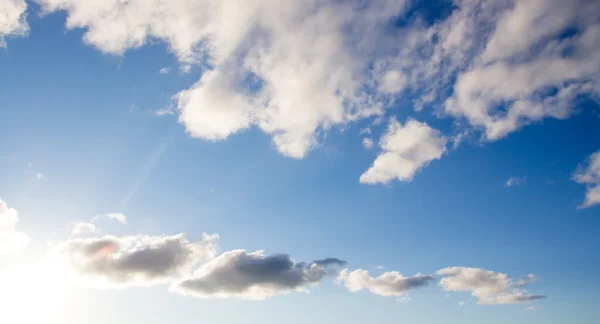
[0,0,28,46]
[177,69,253,142]
[337,268,434,297]
[35,0,600,181]
[172,250,346,300]
[572,150,600,208]
[50,233,218,288]
[93,212,127,225]
[506,176,526,187]
[362,137,374,149]
[524,306,537,312]
[379,70,407,94]
[437,267,545,305]
[159,67,171,74]
[360,119,446,184]
[36,0,408,159]
[374,265,385,270]
[71,222,96,235]
[35,172,46,180]
[0,198,30,254]
[442,0,600,141]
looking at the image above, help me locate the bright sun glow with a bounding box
[0,258,75,324]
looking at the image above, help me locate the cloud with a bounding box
[34,0,600,167]
[337,268,434,297]
[0,0,28,46]
[362,137,374,149]
[572,150,600,208]
[159,67,171,74]
[437,267,546,305]
[51,233,218,288]
[35,172,46,180]
[35,0,408,159]
[441,0,600,141]
[360,119,446,184]
[172,250,346,300]
[92,212,127,225]
[506,176,526,187]
[71,222,96,235]
[524,306,537,312]
[0,198,30,254]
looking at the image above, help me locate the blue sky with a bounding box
[1,0,600,323]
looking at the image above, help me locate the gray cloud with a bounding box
[53,233,218,287]
[172,250,346,299]
[337,268,435,297]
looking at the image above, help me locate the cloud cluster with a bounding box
[3,205,545,305]
[173,250,346,300]
[34,0,600,183]
[0,0,28,46]
[360,119,446,184]
[337,268,435,297]
[51,233,218,288]
[0,198,29,254]
[572,150,600,208]
[437,267,545,305]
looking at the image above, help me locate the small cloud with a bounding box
[159,67,171,74]
[397,296,411,303]
[71,222,96,235]
[506,176,526,187]
[524,306,537,312]
[35,172,46,180]
[92,213,127,225]
[374,265,385,270]
[359,127,371,135]
[156,104,176,116]
[362,137,374,149]
[459,301,465,306]
[180,65,191,74]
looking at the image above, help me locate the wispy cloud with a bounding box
[506,176,526,187]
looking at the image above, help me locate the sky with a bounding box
[1,0,600,323]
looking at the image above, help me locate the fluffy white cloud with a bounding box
[362,137,374,149]
[51,233,218,288]
[0,198,30,254]
[0,0,28,46]
[36,0,600,182]
[360,119,447,184]
[437,267,545,305]
[71,222,96,235]
[35,0,408,159]
[172,250,346,300]
[442,0,600,140]
[158,67,170,74]
[337,268,434,297]
[572,150,600,208]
